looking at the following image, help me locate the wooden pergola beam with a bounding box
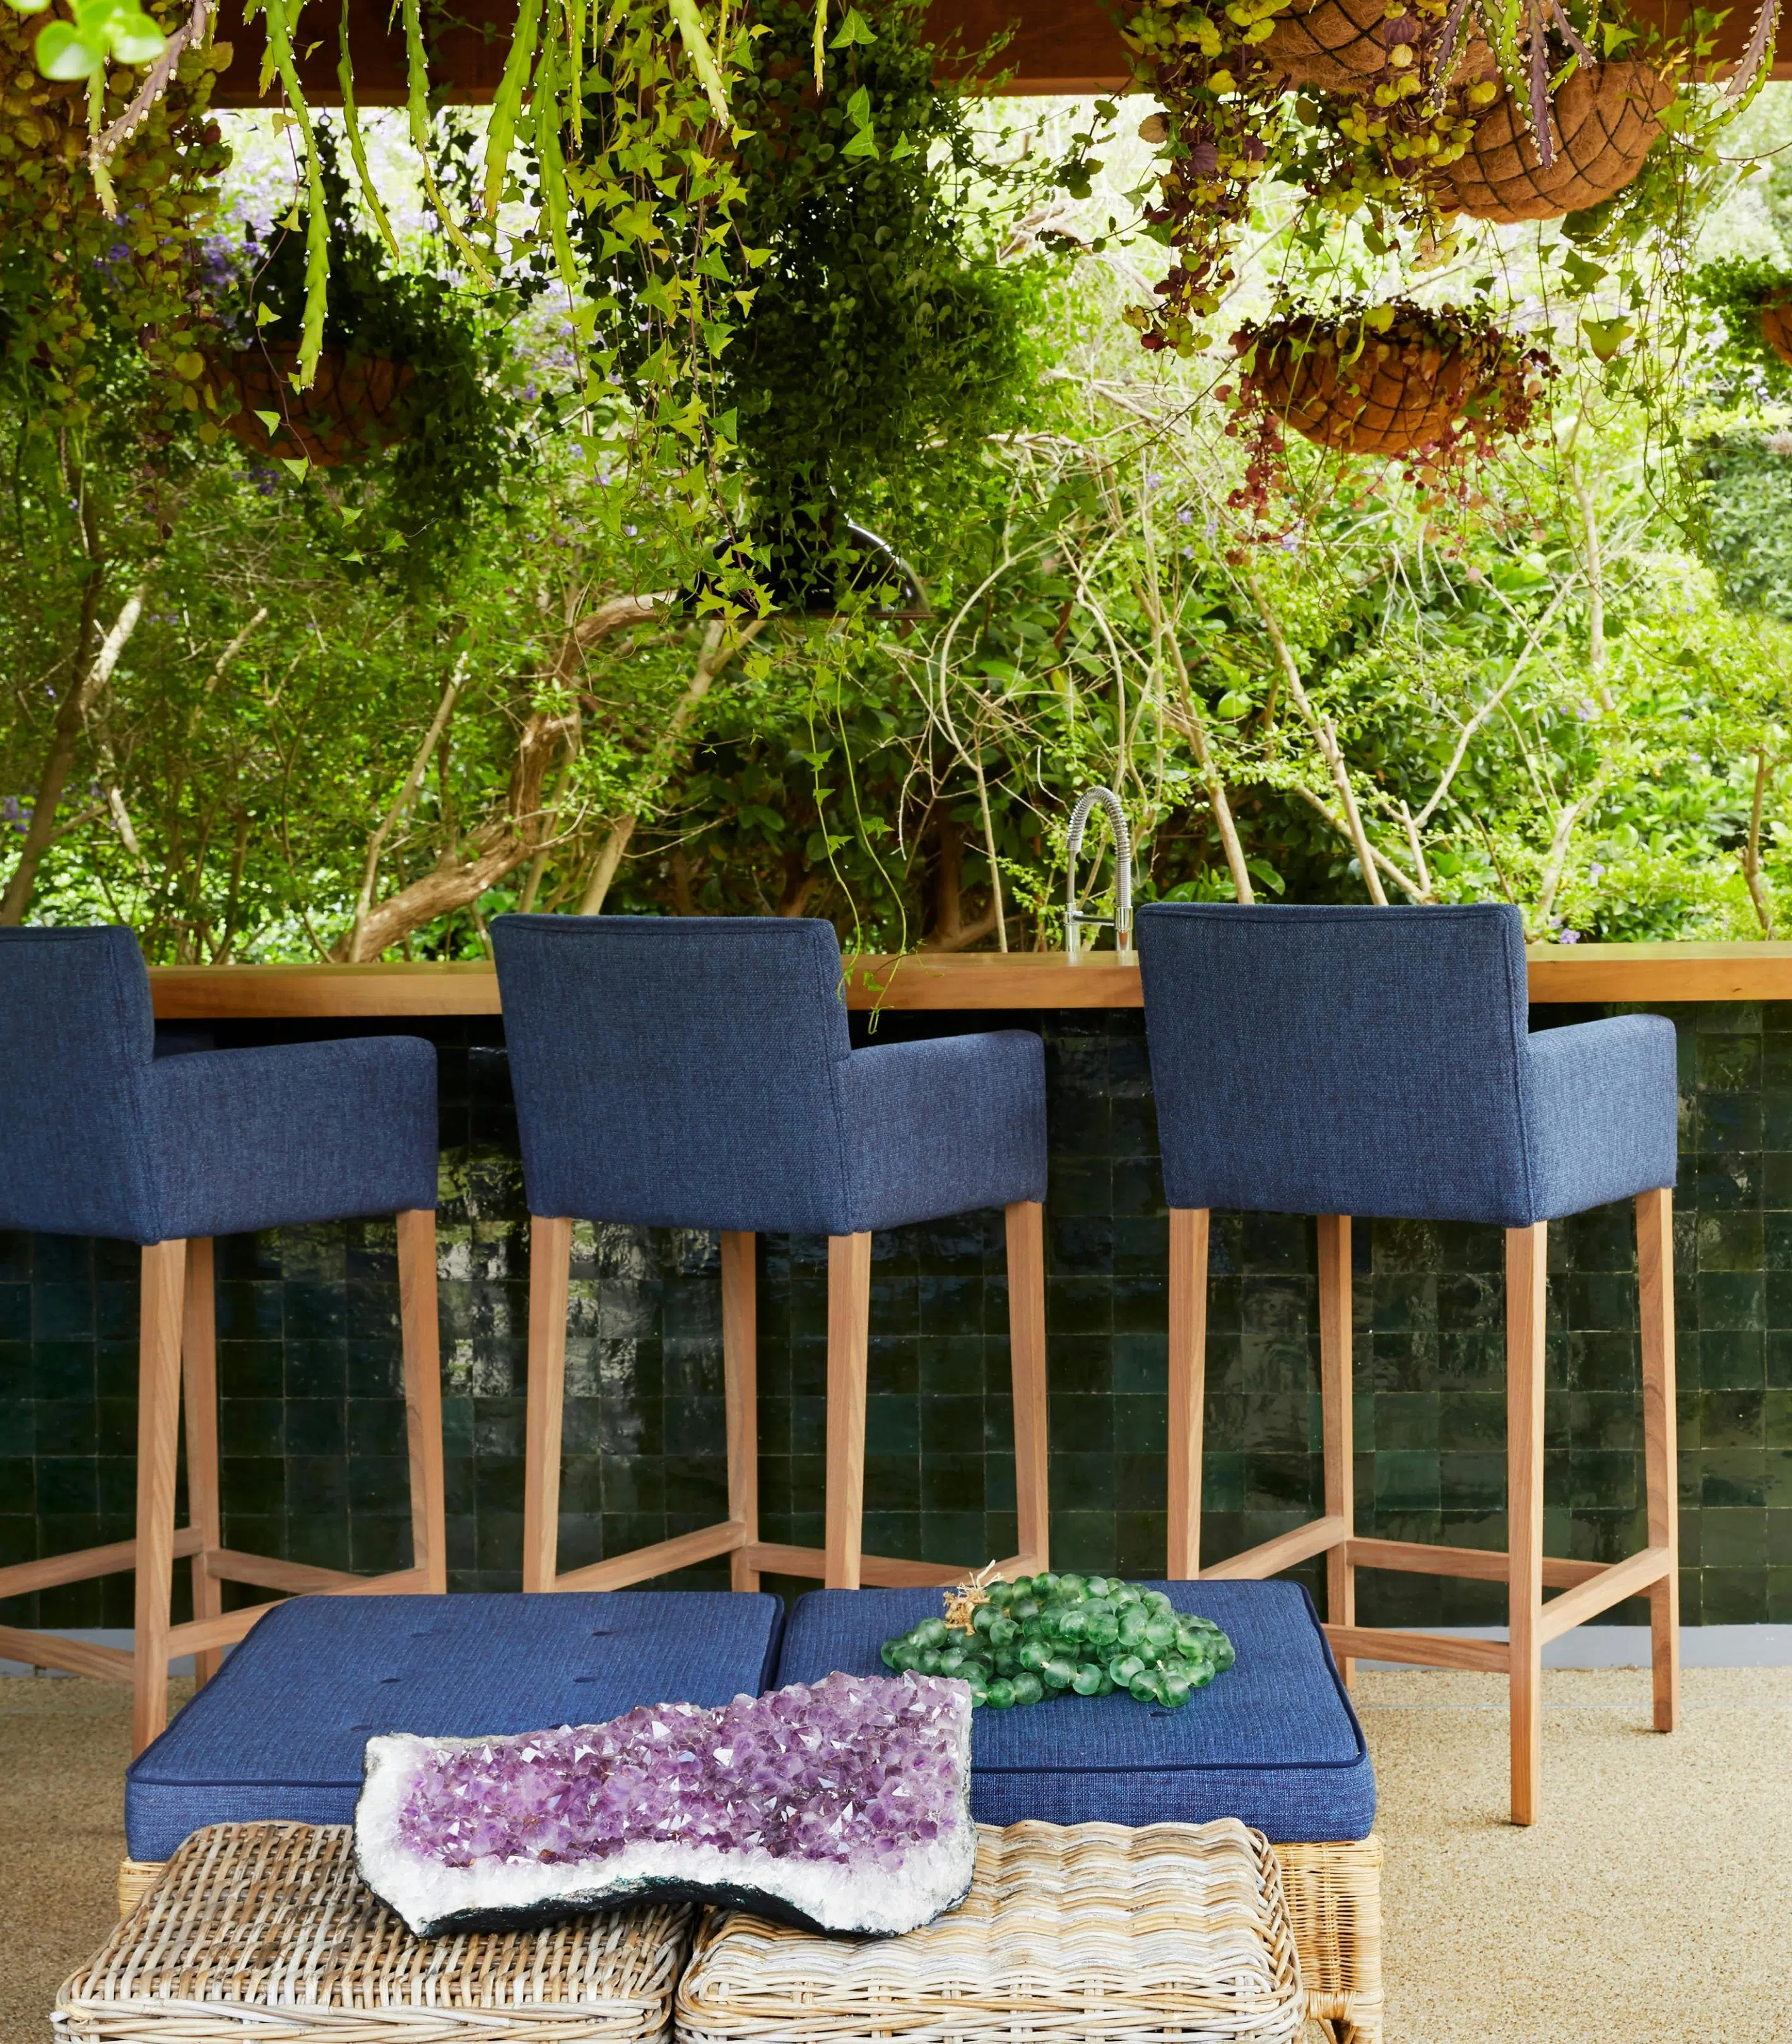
[207,0,1792,108]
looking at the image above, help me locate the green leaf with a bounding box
[255,300,278,326]
[35,20,105,78]
[6,0,53,18]
[280,456,311,479]
[103,6,165,64]
[253,408,283,432]
[828,4,876,45]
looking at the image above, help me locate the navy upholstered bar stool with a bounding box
[0,927,446,1755]
[1135,902,1679,1825]
[490,914,1051,1594]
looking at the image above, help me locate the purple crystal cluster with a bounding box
[356,1672,977,1937]
[395,1672,965,1869]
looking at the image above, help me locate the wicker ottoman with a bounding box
[61,1823,693,2044]
[775,1583,1383,2043]
[676,1819,1305,2044]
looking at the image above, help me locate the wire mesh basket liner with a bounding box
[1442,60,1671,221]
[216,343,415,468]
[1251,327,1482,457]
[674,1818,1306,2044]
[57,1823,694,2044]
[1266,0,1401,93]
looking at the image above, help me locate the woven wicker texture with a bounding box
[1273,1840,1382,2044]
[216,344,414,467]
[1442,60,1670,222]
[675,1818,1305,2044]
[59,1824,692,2044]
[1762,301,1792,366]
[1266,0,1394,93]
[1253,331,1475,457]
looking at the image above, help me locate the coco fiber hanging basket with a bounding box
[216,341,415,467]
[1762,300,1792,367]
[1232,302,1551,461]
[1266,0,1415,93]
[1441,59,1672,221]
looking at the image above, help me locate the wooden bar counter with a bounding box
[145,942,1792,1018]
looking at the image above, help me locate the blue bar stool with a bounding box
[0,927,446,1754]
[1136,903,1679,1824]
[491,914,1051,1592]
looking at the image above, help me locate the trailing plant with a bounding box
[1222,297,1555,522]
[1695,254,1792,384]
[209,121,528,582]
[716,0,1050,603]
[0,0,231,428]
[1116,0,1299,353]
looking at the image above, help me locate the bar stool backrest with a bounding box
[0,925,158,1239]
[491,915,857,1233]
[1136,902,1541,1225]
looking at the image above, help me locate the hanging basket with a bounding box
[1762,300,1792,367]
[1441,60,1672,223]
[1266,0,1410,93]
[215,342,415,467]
[1249,324,1478,456]
[1234,302,1552,465]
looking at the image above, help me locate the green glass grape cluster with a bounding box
[879,1573,1236,1710]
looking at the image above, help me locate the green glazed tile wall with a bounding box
[3,1002,1788,1631]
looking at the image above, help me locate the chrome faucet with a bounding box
[1065,787,1133,964]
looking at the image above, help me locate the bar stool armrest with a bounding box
[1523,1014,1677,1222]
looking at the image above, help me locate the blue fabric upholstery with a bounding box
[490,915,1047,1233]
[125,1590,786,1862]
[0,926,438,1244]
[775,1581,1373,1841]
[1135,903,1676,1226]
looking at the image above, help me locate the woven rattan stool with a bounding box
[63,1824,692,2044]
[675,1818,1306,2044]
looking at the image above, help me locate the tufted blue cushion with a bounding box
[0,927,438,1243]
[124,1591,786,1862]
[774,1581,1374,1841]
[491,915,1047,1234]
[1135,902,1676,1226]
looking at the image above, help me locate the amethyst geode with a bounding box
[354,1671,976,1938]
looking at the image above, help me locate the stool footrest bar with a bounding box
[1324,1625,1511,1672]
[554,1520,748,1592]
[1537,1546,1672,1643]
[1200,1516,1350,1581]
[1345,1537,1601,1587]
[746,1543,987,1587]
[0,1527,203,1601]
[0,1624,134,1681]
[203,1549,368,1594]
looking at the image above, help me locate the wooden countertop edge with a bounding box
[142,945,1792,1017]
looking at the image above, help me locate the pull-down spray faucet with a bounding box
[1064,787,1133,965]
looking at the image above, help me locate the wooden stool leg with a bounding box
[721,1231,760,1592]
[397,1211,447,1594]
[1318,1214,1356,1686]
[824,1232,873,1590]
[1005,1201,1050,1576]
[179,1239,223,1688]
[1638,1187,1680,1733]
[1167,1207,1210,1579]
[132,1241,187,1756]
[523,1216,573,1594]
[1506,1221,1548,1826]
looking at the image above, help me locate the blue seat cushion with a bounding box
[126,1592,784,1863]
[774,1581,1374,1841]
